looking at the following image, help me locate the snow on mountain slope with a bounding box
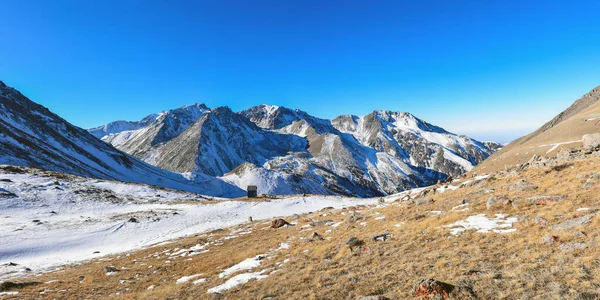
[220,162,334,196]
[0,166,376,280]
[0,81,243,197]
[92,103,501,197]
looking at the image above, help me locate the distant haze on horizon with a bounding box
[2,0,600,143]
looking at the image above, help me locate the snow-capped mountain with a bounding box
[92,103,502,197]
[0,81,244,197]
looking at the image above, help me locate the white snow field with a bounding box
[0,169,377,280]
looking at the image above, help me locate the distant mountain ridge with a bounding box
[93,103,502,196]
[0,81,244,197]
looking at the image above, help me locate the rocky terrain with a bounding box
[474,85,600,174]
[92,104,501,197]
[2,132,600,299]
[0,81,244,197]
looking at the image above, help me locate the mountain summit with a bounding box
[0,81,243,197]
[92,103,502,196]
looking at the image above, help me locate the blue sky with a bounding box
[2,0,600,143]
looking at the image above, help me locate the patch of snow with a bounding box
[208,270,269,294]
[219,255,265,278]
[446,214,518,235]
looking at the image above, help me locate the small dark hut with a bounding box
[247,185,258,198]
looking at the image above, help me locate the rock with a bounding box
[346,237,365,252]
[309,232,325,241]
[412,278,476,299]
[534,217,549,227]
[559,242,587,253]
[103,266,119,273]
[415,198,434,206]
[506,180,538,192]
[460,270,482,277]
[355,296,390,300]
[372,233,391,242]
[550,213,597,231]
[542,234,558,244]
[486,195,511,210]
[271,218,291,229]
[210,293,223,300]
[248,216,253,222]
[583,133,600,153]
[311,220,334,226]
[0,179,12,182]
[128,217,139,223]
[0,188,17,198]
[526,195,565,205]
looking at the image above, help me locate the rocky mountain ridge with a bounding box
[93,104,502,196]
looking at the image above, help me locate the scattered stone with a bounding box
[355,296,390,300]
[210,229,225,234]
[460,270,482,277]
[372,233,391,242]
[542,234,558,244]
[0,281,41,292]
[6,262,18,267]
[0,179,13,182]
[311,220,334,226]
[486,195,511,210]
[559,242,587,253]
[309,232,325,241]
[534,217,549,228]
[412,278,476,299]
[346,237,365,252]
[550,213,597,231]
[526,195,565,205]
[93,251,100,254]
[415,198,434,206]
[271,218,291,229]
[32,220,41,223]
[506,180,538,192]
[103,266,119,273]
[210,292,223,300]
[583,133,600,153]
[128,217,139,223]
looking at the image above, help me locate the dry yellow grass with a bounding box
[4,157,600,299]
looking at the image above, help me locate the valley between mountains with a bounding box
[2,81,600,299]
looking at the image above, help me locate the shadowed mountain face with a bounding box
[94,103,501,197]
[0,81,244,197]
[473,85,600,174]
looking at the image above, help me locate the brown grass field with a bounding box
[2,156,600,299]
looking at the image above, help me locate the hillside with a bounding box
[2,136,600,299]
[0,81,243,197]
[473,85,600,174]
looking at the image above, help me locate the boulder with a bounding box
[550,213,597,231]
[506,180,538,192]
[559,242,587,253]
[526,195,565,205]
[309,232,325,241]
[412,278,476,299]
[415,198,434,206]
[346,237,365,252]
[486,195,511,210]
[271,218,291,229]
[583,133,600,153]
[542,234,558,244]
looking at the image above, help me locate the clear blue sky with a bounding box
[2,0,600,142]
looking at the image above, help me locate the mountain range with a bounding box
[90,103,502,196]
[0,81,244,197]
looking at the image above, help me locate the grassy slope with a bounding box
[5,155,600,299]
